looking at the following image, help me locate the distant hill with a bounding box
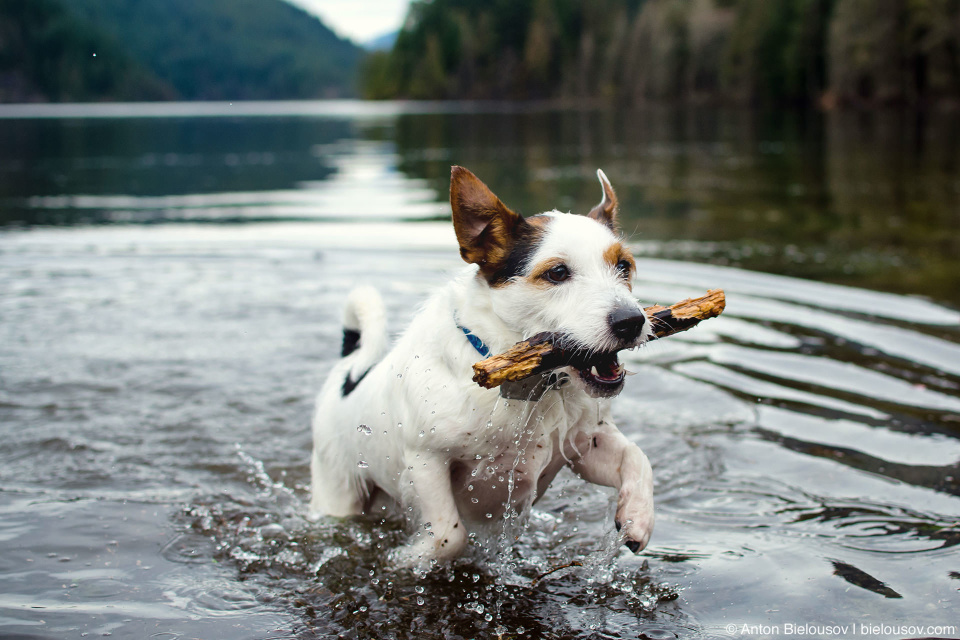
[365,31,399,51]
[0,0,363,102]
[0,0,173,102]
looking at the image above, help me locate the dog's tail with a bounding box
[340,285,388,382]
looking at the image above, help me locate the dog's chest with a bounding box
[430,387,579,457]
[437,389,594,520]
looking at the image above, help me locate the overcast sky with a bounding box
[284,0,411,44]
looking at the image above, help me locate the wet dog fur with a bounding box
[310,166,655,568]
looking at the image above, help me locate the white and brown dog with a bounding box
[310,166,654,568]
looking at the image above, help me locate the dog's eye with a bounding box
[544,263,570,284]
[616,259,633,278]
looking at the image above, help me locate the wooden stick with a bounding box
[471,289,725,389]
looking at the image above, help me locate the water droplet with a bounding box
[484,613,493,622]
[357,460,369,468]
[471,497,479,504]
[416,595,424,606]
[418,430,425,437]
[396,422,403,429]
[423,522,432,530]
[467,484,473,491]
[259,523,286,539]
[415,585,425,593]
[475,454,482,460]
[397,373,403,379]
[485,513,493,518]
[357,424,371,436]
[430,427,436,433]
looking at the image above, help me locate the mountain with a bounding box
[0,0,363,103]
[365,31,399,51]
[65,0,363,100]
[0,0,173,102]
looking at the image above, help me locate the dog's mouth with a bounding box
[574,352,626,396]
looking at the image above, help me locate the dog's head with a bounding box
[450,166,650,398]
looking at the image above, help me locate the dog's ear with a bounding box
[587,169,618,230]
[450,166,526,274]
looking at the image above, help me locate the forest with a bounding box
[361,0,960,107]
[4,0,958,106]
[0,0,361,102]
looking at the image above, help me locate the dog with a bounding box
[310,166,654,568]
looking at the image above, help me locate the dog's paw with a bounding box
[614,502,654,553]
[387,544,434,573]
[388,526,469,572]
[615,480,654,553]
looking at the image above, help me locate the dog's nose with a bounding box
[608,306,646,342]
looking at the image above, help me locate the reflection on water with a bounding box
[0,102,958,639]
[2,103,958,305]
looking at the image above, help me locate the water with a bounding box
[1,102,958,639]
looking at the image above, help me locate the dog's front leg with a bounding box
[568,423,654,552]
[390,451,468,569]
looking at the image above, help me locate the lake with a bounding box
[0,101,958,639]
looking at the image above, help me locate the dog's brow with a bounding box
[603,242,635,269]
[528,257,567,281]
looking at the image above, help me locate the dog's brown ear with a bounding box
[450,166,525,275]
[587,169,618,230]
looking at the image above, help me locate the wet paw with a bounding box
[387,544,427,571]
[614,516,652,553]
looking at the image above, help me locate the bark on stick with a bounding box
[472,289,726,389]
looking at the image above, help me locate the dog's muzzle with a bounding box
[573,351,627,398]
[499,351,628,400]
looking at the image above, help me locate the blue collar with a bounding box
[457,322,490,358]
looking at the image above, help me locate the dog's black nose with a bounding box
[608,306,646,342]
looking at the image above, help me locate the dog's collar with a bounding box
[456,322,490,358]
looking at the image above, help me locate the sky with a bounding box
[284,0,411,44]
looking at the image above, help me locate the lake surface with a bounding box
[1,101,958,639]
